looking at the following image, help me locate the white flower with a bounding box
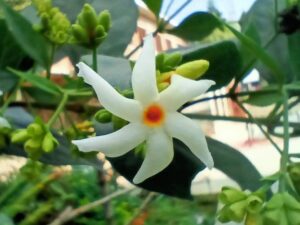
[72,35,215,184]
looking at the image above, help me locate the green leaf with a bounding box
[2,107,102,169]
[175,41,242,90]
[0,0,50,68]
[142,0,163,17]
[167,12,223,41]
[0,70,18,92]
[54,0,138,57]
[9,69,62,96]
[226,24,285,84]
[243,91,283,107]
[81,54,133,89]
[94,122,261,199]
[288,32,300,80]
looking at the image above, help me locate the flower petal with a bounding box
[131,35,159,105]
[77,62,142,122]
[133,129,173,184]
[159,75,215,111]
[72,123,147,157]
[165,112,213,168]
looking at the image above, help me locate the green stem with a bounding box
[279,88,290,192]
[92,47,98,73]
[234,99,282,155]
[0,80,21,115]
[46,44,56,80]
[47,93,68,127]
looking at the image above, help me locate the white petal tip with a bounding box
[133,176,144,184]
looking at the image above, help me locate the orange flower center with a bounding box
[143,104,165,127]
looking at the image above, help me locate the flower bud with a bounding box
[228,199,248,222]
[219,186,247,205]
[175,60,209,80]
[71,24,89,43]
[27,123,44,137]
[218,206,231,223]
[42,132,58,153]
[112,115,128,130]
[24,137,42,155]
[164,52,182,70]
[263,209,282,225]
[122,89,134,99]
[246,195,264,214]
[282,192,300,210]
[156,71,173,83]
[98,10,111,32]
[79,4,98,31]
[288,163,300,181]
[95,25,106,38]
[95,109,112,123]
[11,129,30,143]
[157,82,169,92]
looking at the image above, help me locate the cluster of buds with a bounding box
[11,119,58,159]
[0,117,12,149]
[218,186,264,223]
[32,0,71,45]
[263,193,300,225]
[71,4,111,49]
[155,52,210,91]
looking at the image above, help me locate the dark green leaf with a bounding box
[226,24,285,84]
[168,12,222,41]
[94,122,261,199]
[81,54,132,89]
[175,41,242,90]
[54,0,138,57]
[142,0,162,17]
[0,70,18,92]
[244,92,282,106]
[2,107,102,169]
[0,0,50,68]
[288,32,300,80]
[9,69,62,96]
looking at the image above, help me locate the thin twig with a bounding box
[234,99,282,155]
[49,187,136,225]
[124,192,156,225]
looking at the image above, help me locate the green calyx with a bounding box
[42,132,58,153]
[263,193,300,225]
[11,129,30,143]
[71,4,111,49]
[156,52,183,73]
[32,0,71,45]
[218,187,265,224]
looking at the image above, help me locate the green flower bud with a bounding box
[164,52,182,70]
[42,132,58,153]
[24,137,42,157]
[157,82,170,92]
[245,213,262,225]
[98,10,111,32]
[286,209,300,225]
[288,163,300,181]
[79,4,98,31]
[71,24,89,43]
[266,194,284,209]
[282,192,300,210]
[228,199,248,222]
[219,186,247,205]
[112,115,128,130]
[263,209,282,225]
[175,60,209,80]
[95,109,112,123]
[27,123,44,137]
[246,195,264,214]
[11,129,30,143]
[95,25,106,38]
[156,71,173,83]
[122,89,134,99]
[218,206,231,223]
